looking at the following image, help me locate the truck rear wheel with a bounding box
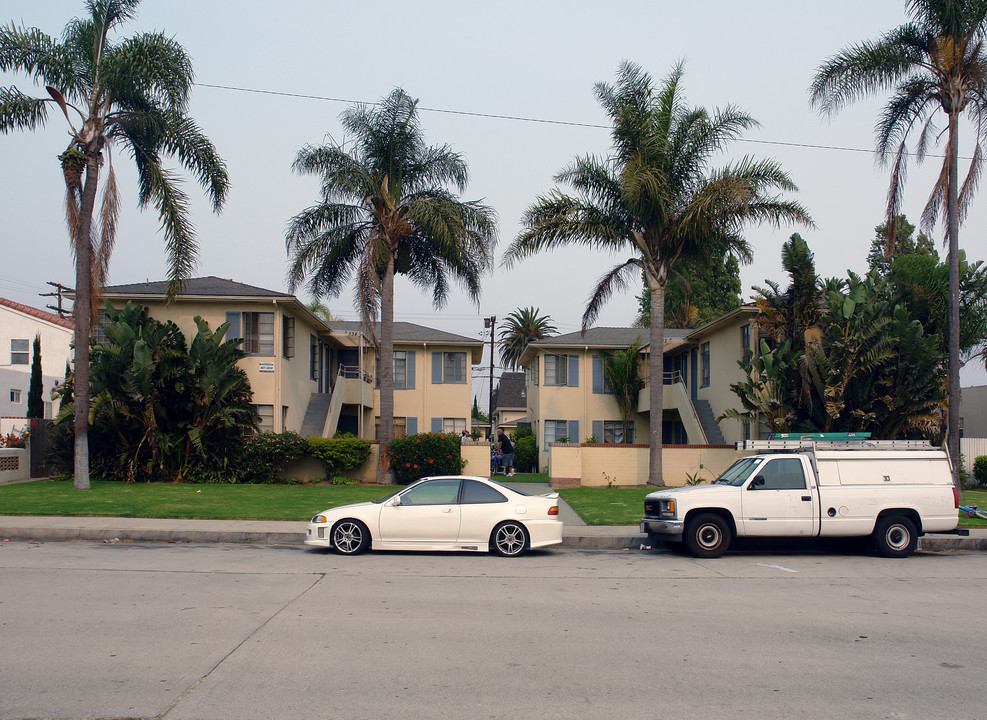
[871,515,918,558]
[685,513,731,558]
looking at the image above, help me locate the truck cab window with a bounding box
[753,458,806,490]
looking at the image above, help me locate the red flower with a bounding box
[429,459,434,464]
[406,463,411,467]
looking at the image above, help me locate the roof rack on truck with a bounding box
[736,433,934,451]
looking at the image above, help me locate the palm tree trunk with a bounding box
[947,110,961,491]
[377,253,396,483]
[72,150,100,490]
[648,274,665,486]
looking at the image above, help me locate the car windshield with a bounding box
[372,487,404,504]
[712,458,762,486]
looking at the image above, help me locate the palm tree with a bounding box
[498,306,557,370]
[0,0,229,489]
[286,88,497,477]
[810,0,987,488]
[503,61,812,485]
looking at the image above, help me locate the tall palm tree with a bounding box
[0,0,230,489]
[498,306,557,370]
[810,0,987,488]
[286,88,497,477]
[504,61,812,486]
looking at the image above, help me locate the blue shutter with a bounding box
[592,420,603,442]
[431,417,442,433]
[406,351,416,390]
[568,420,579,444]
[432,352,443,384]
[225,312,240,342]
[568,354,579,387]
[592,355,604,394]
[406,417,418,435]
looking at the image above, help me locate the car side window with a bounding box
[399,479,461,505]
[755,458,807,490]
[461,480,508,505]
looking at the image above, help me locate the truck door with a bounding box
[741,457,818,536]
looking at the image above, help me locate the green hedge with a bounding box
[386,432,465,484]
[308,434,373,480]
[974,456,987,487]
[239,431,309,483]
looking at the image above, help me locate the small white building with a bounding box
[0,297,74,422]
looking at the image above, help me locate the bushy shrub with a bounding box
[974,456,987,487]
[239,431,309,484]
[307,434,372,480]
[511,426,537,473]
[387,432,464,484]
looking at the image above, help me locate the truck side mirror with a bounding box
[750,476,765,489]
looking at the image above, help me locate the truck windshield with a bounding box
[712,457,761,486]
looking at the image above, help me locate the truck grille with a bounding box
[644,500,660,517]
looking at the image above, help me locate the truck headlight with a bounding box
[661,500,676,517]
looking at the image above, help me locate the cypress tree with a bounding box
[27,335,43,418]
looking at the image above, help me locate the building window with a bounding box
[603,420,633,443]
[230,312,274,355]
[10,339,29,365]
[375,416,408,440]
[255,404,274,432]
[432,351,467,384]
[10,389,21,403]
[394,351,408,390]
[530,357,539,386]
[282,317,295,358]
[545,419,569,444]
[700,342,711,387]
[545,353,579,386]
[740,324,751,362]
[442,418,467,434]
[309,335,319,381]
[282,406,289,430]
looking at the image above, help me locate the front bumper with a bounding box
[304,522,331,547]
[640,518,684,540]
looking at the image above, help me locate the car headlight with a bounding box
[312,515,328,524]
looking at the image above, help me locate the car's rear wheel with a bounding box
[684,513,731,558]
[490,521,529,557]
[871,515,917,558]
[331,519,370,555]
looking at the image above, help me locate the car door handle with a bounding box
[442,508,453,513]
[801,496,812,501]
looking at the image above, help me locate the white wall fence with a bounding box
[961,438,987,474]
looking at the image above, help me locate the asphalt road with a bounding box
[2,541,985,720]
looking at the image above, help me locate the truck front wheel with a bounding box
[871,515,918,558]
[685,513,731,558]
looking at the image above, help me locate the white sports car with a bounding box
[305,475,563,557]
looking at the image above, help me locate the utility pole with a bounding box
[484,315,496,438]
[40,281,73,317]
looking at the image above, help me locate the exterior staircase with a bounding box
[300,393,331,437]
[694,399,726,445]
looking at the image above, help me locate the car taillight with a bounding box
[548,506,559,516]
[952,486,960,509]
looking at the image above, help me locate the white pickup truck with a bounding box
[640,439,963,558]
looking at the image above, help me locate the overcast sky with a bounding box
[2,0,986,396]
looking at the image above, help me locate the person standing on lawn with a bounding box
[497,428,515,477]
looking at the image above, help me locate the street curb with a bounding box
[2,523,985,552]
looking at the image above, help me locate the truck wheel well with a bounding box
[874,508,922,534]
[684,508,737,536]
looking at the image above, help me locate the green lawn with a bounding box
[1,480,984,527]
[0,480,396,521]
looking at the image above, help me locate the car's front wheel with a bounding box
[490,521,529,557]
[684,513,731,558]
[331,519,370,555]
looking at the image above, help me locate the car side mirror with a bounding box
[390,496,402,506]
[749,476,765,489]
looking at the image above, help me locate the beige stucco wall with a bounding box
[548,444,742,487]
[695,315,753,445]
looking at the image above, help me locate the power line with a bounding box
[195,80,956,159]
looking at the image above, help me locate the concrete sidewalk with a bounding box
[1,514,985,552]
